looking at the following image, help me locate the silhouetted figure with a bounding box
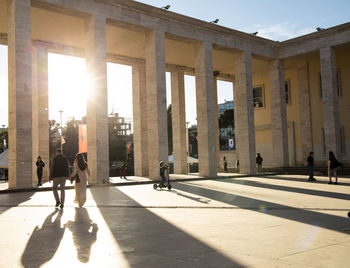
[21,209,65,268]
[256,153,263,173]
[223,156,228,172]
[159,161,169,188]
[120,162,128,179]
[36,156,45,186]
[328,151,342,185]
[70,153,90,207]
[307,152,316,182]
[50,148,70,208]
[65,208,98,263]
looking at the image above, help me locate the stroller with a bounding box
[153,164,172,190]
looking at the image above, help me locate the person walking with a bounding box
[307,152,316,182]
[120,162,128,179]
[36,156,45,186]
[223,156,228,172]
[328,151,342,185]
[256,153,263,173]
[50,148,70,208]
[70,153,90,207]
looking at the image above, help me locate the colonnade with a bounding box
[4,0,345,189]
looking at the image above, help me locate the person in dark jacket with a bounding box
[307,152,316,182]
[120,162,128,179]
[256,153,263,173]
[50,148,70,208]
[36,156,45,186]
[223,156,228,172]
[328,151,341,185]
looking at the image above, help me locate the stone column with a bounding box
[269,59,289,167]
[145,30,168,180]
[320,46,341,157]
[86,14,109,184]
[213,76,221,169]
[32,45,49,183]
[195,42,217,177]
[132,63,149,176]
[297,61,313,160]
[234,51,256,174]
[8,0,33,189]
[171,70,187,174]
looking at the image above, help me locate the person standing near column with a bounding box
[50,148,70,208]
[223,156,228,172]
[35,156,45,186]
[307,152,316,182]
[256,153,263,174]
[328,151,342,185]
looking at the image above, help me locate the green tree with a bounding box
[49,120,61,160]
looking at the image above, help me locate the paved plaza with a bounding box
[0,174,349,267]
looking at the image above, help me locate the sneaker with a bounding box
[55,201,60,207]
[311,178,317,182]
[328,181,332,184]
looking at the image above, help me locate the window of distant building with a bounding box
[253,85,264,108]
[285,80,291,104]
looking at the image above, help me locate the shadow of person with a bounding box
[65,207,98,263]
[21,209,65,268]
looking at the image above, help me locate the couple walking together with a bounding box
[50,148,90,208]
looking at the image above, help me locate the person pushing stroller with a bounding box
[153,161,172,190]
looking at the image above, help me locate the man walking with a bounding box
[50,148,70,208]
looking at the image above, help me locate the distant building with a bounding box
[218,100,234,115]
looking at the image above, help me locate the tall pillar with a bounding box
[269,59,289,167]
[8,0,33,188]
[171,70,187,174]
[145,30,168,180]
[297,61,313,159]
[320,46,341,157]
[213,76,221,169]
[195,42,217,177]
[132,63,149,176]
[86,14,109,184]
[234,51,256,174]
[32,45,49,183]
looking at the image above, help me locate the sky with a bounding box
[0,0,349,127]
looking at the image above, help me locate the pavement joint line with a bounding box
[1,205,349,211]
[0,174,255,194]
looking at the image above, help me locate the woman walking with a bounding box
[71,153,90,207]
[36,156,45,186]
[328,151,341,185]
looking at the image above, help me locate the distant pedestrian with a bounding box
[235,159,240,173]
[328,151,342,185]
[159,161,169,188]
[50,148,70,208]
[70,153,90,207]
[223,156,228,172]
[256,153,263,173]
[36,156,45,186]
[307,152,316,182]
[120,162,128,179]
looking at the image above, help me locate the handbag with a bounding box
[72,172,80,183]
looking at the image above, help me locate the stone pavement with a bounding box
[0,174,349,267]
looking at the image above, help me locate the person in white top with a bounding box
[70,153,90,207]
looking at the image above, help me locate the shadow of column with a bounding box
[21,209,65,268]
[65,207,98,263]
[90,187,243,267]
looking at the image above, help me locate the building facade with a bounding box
[0,0,349,188]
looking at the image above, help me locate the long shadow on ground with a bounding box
[0,191,34,215]
[90,187,243,268]
[260,175,350,186]
[217,178,350,201]
[175,182,350,234]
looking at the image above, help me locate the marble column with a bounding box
[320,46,341,157]
[297,61,313,159]
[213,76,221,169]
[132,63,149,176]
[171,70,187,174]
[32,45,49,183]
[195,42,217,177]
[234,51,256,174]
[8,0,33,188]
[145,30,168,180]
[86,14,109,184]
[269,59,289,167]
